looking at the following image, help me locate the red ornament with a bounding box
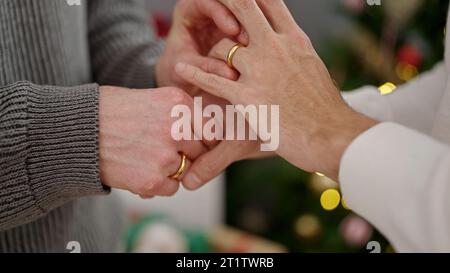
[151,12,172,38]
[397,45,423,68]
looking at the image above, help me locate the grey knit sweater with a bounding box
[0,0,163,252]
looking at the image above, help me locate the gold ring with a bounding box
[169,153,188,180]
[227,43,243,68]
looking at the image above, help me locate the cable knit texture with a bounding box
[0,0,162,252]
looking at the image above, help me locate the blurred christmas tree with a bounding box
[226,0,448,253]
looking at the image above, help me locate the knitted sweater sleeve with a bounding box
[0,81,107,231]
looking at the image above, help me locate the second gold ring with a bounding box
[169,153,187,180]
[227,43,243,69]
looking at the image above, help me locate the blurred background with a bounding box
[121,0,449,253]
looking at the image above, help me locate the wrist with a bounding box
[312,107,378,181]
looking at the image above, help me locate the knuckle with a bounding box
[166,87,192,105]
[144,177,164,195]
[200,58,211,72]
[293,32,312,48]
[267,37,283,53]
[192,69,205,83]
[138,183,154,196]
[205,74,221,88]
[159,151,179,168]
[233,0,253,12]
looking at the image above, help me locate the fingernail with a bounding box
[175,62,187,73]
[184,173,202,189]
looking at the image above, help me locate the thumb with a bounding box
[182,141,247,191]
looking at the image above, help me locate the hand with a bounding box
[98,86,207,198]
[154,0,258,190]
[175,0,378,181]
[180,48,272,191]
[181,91,273,191]
[156,0,244,92]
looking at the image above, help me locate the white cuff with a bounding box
[339,122,450,251]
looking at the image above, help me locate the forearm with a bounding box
[310,108,379,181]
[0,81,107,231]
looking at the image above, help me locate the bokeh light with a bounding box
[320,189,341,211]
[378,82,397,95]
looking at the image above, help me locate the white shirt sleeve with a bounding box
[340,122,450,252]
[343,63,447,134]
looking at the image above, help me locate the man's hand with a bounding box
[98,86,207,198]
[154,0,259,191]
[180,45,273,190]
[176,0,378,181]
[155,0,243,93]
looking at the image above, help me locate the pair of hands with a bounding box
[99,0,378,199]
[175,0,378,181]
[99,0,262,198]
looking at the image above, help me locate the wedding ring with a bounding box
[169,153,187,180]
[227,43,243,69]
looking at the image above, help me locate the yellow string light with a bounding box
[320,189,341,211]
[378,82,397,95]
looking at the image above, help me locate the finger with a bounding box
[190,103,222,151]
[237,29,250,46]
[255,0,299,33]
[153,178,181,197]
[175,62,241,103]
[209,38,249,73]
[166,155,192,180]
[216,0,273,41]
[166,155,192,183]
[182,140,256,190]
[179,139,208,160]
[181,55,239,96]
[198,56,239,80]
[182,141,234,190]
[189,0,241,36]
